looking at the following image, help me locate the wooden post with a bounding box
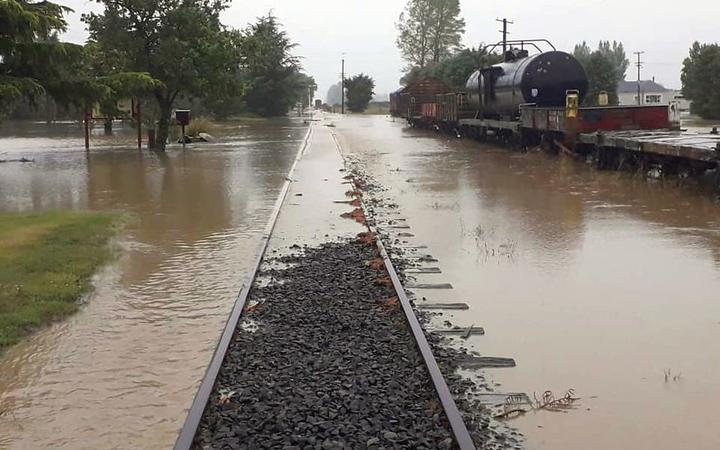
[137,100,142,151]
[84,110,90,150]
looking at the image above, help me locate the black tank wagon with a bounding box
[465,49,589,119]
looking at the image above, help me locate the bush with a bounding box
[186,117,217,136]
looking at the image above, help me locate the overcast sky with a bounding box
[60,0,717,101]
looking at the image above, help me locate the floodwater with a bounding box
[0,119,308,448]
[334,115,720,450]
[682,115,720,133]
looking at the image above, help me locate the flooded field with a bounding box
[334,115,720,450]
[682,114,720,133]
[0,119,307,448]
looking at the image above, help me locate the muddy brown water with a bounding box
[334,115,720,450]
[0,119,308,449]
[682,115,720,133]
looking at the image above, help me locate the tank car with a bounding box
[466,50,588,119]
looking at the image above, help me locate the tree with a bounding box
[682,42,720,119]
[83,0,244,150]
[1,1,157,122]
[292,73,316,110]
[0,1,80,116]
[344,74,375,113]
[401,46,500,89]
[428,0,464,64]
[598,41,629,81]
[240,13,306,117]
[396,0,465,70]
[573,41,628,106]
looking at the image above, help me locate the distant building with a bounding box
[617,79,692,111]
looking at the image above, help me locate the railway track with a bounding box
[173,126,312,450]
[174,123,476,450]
[330,131,475,449]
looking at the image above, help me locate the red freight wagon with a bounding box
[421,103,438,120]
[520,104,672,135]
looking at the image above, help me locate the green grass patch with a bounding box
[0,210,119,351]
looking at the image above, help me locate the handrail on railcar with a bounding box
[483,39,556,55]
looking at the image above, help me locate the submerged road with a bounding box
[333,114,720,450]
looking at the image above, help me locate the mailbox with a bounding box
[175,110,191,126]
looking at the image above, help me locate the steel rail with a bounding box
[330,131,477,450]
[173,125,313,450]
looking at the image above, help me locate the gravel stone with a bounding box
[194,240,455,449]
[383,431,398,440]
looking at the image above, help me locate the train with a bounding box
[390,41,679,152]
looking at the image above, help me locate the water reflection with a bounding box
[0,119,307,449]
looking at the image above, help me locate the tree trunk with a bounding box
[103,118,113,134]
[44,95,56,124]
[155,100,172,151]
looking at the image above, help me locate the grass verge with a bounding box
[0,210,119,351]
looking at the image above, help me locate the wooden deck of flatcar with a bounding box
[578,130,720,164]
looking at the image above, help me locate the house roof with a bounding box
[618,80,672,93]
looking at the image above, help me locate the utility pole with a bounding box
[634,51,645,105]
[308,86,313,121]
[341,58,345,114]
[496,18,513,60]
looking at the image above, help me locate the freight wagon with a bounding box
[392,42,680,152]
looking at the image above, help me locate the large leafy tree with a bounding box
[240,13,307,117]
[598,41,629,80]
[682,42,720,119]
[0,0,81,115]
[573,41,628,105]
[344,73,375,113]
[401,46,500,89]
[1,1,157,121]
[396,0,465,70]
[83,0,243,150]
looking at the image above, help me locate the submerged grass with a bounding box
[0,211,119,351]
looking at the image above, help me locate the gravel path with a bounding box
[194,239,456,449]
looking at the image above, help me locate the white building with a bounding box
[617,80,692,111]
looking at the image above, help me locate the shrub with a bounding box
[185,117,217,136]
